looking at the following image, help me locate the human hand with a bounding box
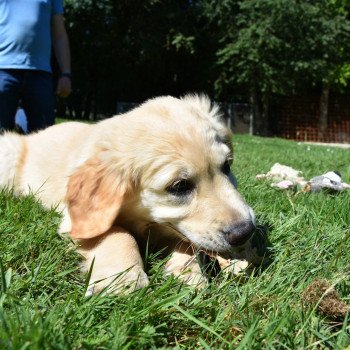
[56,76,72,98]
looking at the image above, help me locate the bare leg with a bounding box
[78,227,149,295]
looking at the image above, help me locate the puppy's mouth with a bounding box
[160,223,232,253]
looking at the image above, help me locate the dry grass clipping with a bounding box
[302,279,350,320]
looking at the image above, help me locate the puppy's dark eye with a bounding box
[221,160,231,175]
[166,179,195,196]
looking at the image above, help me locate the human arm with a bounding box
[51,14,71,98]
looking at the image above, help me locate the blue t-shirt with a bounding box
[0,0,63,72]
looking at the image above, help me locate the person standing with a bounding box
[0,0,71,133]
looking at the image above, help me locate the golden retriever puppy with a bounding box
[0,95,256,294]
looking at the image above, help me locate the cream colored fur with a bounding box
[0,95,255,294]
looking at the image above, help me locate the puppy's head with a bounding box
[67,95,255,253]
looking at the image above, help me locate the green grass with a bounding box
[1,135,349,349]
[55,117,94,124]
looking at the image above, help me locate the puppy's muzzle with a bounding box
[222,220,255,246]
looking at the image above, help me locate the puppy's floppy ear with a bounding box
[66,157,127,239]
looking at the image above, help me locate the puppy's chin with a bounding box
[146,223,231,253]
[157,224,232,253]
[171,226,232,253]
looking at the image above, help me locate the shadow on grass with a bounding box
[198,221,274,280]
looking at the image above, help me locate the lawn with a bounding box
[0,135,349,349]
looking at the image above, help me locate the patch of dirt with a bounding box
[302,279,350,320]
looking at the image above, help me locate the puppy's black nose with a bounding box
[222,220,255,246]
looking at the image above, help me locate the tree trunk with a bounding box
[250,85,261,135]
[251,86,270,136]
[260,92,270,136]
[319,83,330,140]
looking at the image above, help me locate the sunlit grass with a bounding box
[0,135,349,349]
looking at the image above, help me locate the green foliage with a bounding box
[197,0,350,134]
[170,33,195,54]
[62,0,215,116]
[201,0,350,97]
[60,0,350,120]
[1,136,350,348]
[335,63,350,87]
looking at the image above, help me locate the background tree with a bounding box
[200,0,350,135]
[60,0,350,138]
[63,0,215,119]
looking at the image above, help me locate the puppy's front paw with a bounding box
[180,271,208,288]
[165,254,208,288]
[86,266,149,296]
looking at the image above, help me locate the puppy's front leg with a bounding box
[165,251,208,288]
[78,227,149,295]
